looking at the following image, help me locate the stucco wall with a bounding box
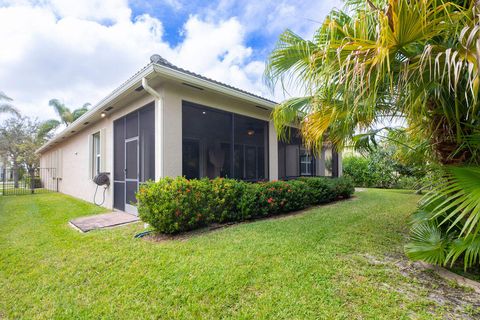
[39,82,281,209]
[40,117,114,207]
[39,93,156,209]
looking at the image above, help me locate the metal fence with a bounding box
[1,168,59,196]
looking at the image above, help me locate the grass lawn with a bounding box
[1,189,479,319]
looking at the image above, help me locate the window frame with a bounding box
[300,153,313,176]
[92,131,101,177]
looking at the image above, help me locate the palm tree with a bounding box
[265,0,480,268]
[0,91,20,117]
[265,0,479,165]
[49,99,91,126]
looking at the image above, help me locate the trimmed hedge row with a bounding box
[137,176,354,234]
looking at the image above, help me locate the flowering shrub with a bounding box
[137,176,354,234]
[136,177,213,233]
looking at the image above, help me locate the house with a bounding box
[37,55,342,214]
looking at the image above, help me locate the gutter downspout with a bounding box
[142,77,164,178]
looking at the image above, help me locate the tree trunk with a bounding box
[428,99,472,165]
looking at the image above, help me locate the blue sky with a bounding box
[129,0,343,59]
[0,0,343,120]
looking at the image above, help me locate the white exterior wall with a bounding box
[38,83,281,209]
[40,117,114,207]
[39,92,157,209]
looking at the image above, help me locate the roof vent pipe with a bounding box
[150,54,170,65]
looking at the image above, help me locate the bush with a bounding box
[137,177,213,233]
[332,177,356,198]
[298,177,336,204]
[394,176,418,190]
[137,176,355,234]
[209,178,247,222]
[342,156,374,187]
[24,176,42,189]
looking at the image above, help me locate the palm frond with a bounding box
[446,235,480,270]
[0,91,12,101]
[0,104,20,117]
[423,166,480,237]
[72,105,89,121]
[405,221,450,265]
[49,99,73,125]
[37,119,60,140]
[272,96,313,141]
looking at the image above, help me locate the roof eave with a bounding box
[36,64,156,154]
[37,63,277,154]
[152,64,277,108]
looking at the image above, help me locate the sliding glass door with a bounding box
[182,101,268,181]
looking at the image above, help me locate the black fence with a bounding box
[1,168,59,196]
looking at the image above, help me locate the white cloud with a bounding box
[0,0,342,122]
[0,1,273,121]
[0,2,169,120]
[206,0,343,39]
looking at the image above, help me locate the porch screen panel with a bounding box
[182,102,268,181]
[182,103,232,179]
[125,112,138,139]
[113,118,125,211]
[233,115,268,181]
[139,103,155,182]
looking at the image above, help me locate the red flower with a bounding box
[175,210,182,217]
[186,189,191,193]
[267,197,274,204]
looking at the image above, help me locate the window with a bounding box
[92,132,101,177]
[182,102,268,181]
[300,153,312,176]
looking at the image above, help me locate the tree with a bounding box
[0,116,57,187]
[265,0,480,269]
[265,0,479,165]
[0,91,20,117]
[49,99,90,126]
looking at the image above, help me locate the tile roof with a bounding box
[150,54,277,104]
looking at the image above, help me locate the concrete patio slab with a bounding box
[69,212,140,233]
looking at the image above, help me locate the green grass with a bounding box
[0,189,465,319]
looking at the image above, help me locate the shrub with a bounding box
[331,177,356,198]
[137,177,213,233]
[138,177,354,234]
[298,177,336,204]
[342,156,373,187]
[238,180,313,219]
[394,176,418,190]
[24,176,42,189]
[209,178,247,222]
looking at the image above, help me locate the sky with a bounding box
[0,0,343,121]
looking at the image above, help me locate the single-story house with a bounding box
[38,54,342,214]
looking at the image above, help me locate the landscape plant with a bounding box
[137,177,354,234]
[265,0,480,270]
